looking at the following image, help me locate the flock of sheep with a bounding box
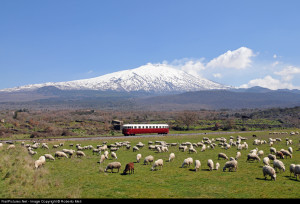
[1,131,300,183]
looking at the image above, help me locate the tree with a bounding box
[176,111,197,130]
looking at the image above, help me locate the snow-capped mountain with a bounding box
[1,63,229,93]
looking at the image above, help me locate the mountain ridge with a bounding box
[0,63,229,93]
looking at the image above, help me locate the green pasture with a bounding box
[0,130,299,198]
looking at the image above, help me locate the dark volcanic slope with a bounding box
[135,89,300,110]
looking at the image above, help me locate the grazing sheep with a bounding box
[263,165,276,181]
[76,151,86,158]
[215,162,220,170]
[268,154,276,161]
[290,164,296,177]
[168,153,175,162]
[263,157,270,166]
[133,146,139,152]
[294,165,300,180]
[41,143,49,149]
[275,151,284,159]
[257,150,264,158]
[44,154,55,161]
[151,159,163,171]
[55,151,69,159]
[111,152,117,160]
[201,144,206,152]
[207,159,214,171]
[7,145,15,150]
[270,147,276,154]
[105,162,122,173]
[123,162,134,174]
[288,147,293,154]
[181,157,193,168]
[194,160,201,171]
[144,155,154,165]
[223,159,238,172]
[98,154,106,164]
[28,149,37,156]
[218,153,228,160]
[34,156,46,169]
[104,151,109,159]
[280,149,292,159]
[62,149,76,157]
[235,152,241,160]
[179,145,188,152]
[136,154,142,163]
[161,146,169,152]
[273,159,285,173]
[189,148,197,154]
[246,153,261,162]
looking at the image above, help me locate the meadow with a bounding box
[0,130,299,199]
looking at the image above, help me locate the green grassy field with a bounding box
[0,130,299,198]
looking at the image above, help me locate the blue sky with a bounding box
[1,0,300,90]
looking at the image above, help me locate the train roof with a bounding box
[123,124,169,126]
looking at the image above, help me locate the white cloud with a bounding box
[206,47,255,69]
[213,73,222,78]
[240,75,299,90]
[168,58,206,76]
[274,66,300,81]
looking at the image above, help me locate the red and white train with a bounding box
[122,124,169,136]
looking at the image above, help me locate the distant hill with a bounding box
[134,89,300,110]
[0,86,299,110]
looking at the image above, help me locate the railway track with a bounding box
[1,130,265,143]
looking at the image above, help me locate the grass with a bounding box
[0,130,299,198]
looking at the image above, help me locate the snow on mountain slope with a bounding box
[1,63,229,93]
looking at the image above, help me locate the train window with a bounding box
[146,126,148,128]
[138,126,141,129]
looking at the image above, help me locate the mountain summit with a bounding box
[1,63,229,93]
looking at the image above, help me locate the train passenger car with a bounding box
[122,124,169,136]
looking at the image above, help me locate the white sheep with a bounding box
[133,146,139,152]
[235,152,241,160]
[151,159,163,171]
[179,145,188,152]
[290,164,296,177]
[207,159,214,171]
[136,154,142,163]
[104,151,109,159]
[7,144,15,150]
[105,162,121,173]
[294,165,300,180]
[98,154,106,164]
[161,146,168,152]
[262,165,276,181]
[189,147,197,154]
[263,157,270,166]
[34,156,46,169]
[194,160,201,171]
[246,153,260,162]
[215,162,220,170]
[55,151,69,159]
[222,159,238,172]
[144,155,154,165]
[181,157,193,168]
[270,147,276,154]
[257,150,264,158]
[201,144,206,152]
[218,153,228,160]
[44,154,55,161]
[273,159,285,173]
[280,149,292,158]
[76,151,86,158]
[168,153,175,162]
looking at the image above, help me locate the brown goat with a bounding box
[123,162,134,174]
